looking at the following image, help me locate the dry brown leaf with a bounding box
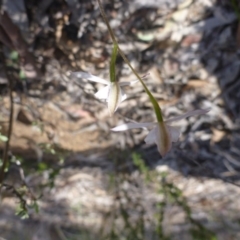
[149,66,163,83]
[185,79,210,88]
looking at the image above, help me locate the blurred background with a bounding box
[0,0,240,239]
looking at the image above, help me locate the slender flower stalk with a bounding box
[112,108,210,156]
[96,0,163,122]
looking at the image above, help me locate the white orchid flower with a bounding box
[71,71,145,116]
[112,108,210,157]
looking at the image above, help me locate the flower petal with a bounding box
[144,127,157,144]
[95,85,109,100]
[71,71,109,85]
[107,82,122,116]
[155,122,172,157]
[167,125,181,142]
[120,89,127,102]
[111,122,154,131]
[166,108,211,124]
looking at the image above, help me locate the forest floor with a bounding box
[1,0,240,239]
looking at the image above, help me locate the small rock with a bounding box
[16,109,34,125]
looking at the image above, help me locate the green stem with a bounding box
[97,0,163,122]
[109,43,118,83]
